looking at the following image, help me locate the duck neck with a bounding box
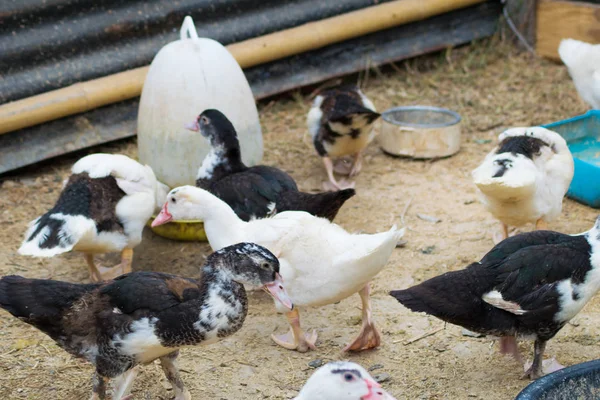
[195,264,248,340]
[197,196,245,250]
[196,143,247,185]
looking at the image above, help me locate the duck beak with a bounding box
[362,378,397,400]
[151,203,173,227]
[263,273,293,310]
[185,120,200,132]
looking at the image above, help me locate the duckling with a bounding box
[186,109,356,221]
[390,217,600,379]
[295,361,397,400]
[472,127,574,243]
[307,85,380,191]
[558,38,600,109]
[0,243,292,400]
[152,186,404,353]
[18,154,169,281]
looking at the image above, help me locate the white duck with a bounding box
[295,361,397,400]
[152,186,403,352]
[18,153,169,281]
[558,38,600,109]
[472,127,574,242]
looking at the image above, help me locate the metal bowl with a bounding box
[378,106,462,158]
[147,217,207,242]
[515,359,600,400]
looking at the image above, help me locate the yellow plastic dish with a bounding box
[146,216,207,242]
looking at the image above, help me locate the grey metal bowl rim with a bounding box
[381,105,462,128]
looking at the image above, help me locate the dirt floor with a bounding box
[0,37,597,400]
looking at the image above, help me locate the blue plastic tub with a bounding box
[515,359,600,400]
[543,110,600,209]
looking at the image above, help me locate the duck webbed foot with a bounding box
[333,156,354,175]
[271,308,317,353]
[522,339,556,380]
[101,248,135,281]
[344,283,381,352]
[322,157,356,191]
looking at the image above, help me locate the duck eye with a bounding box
[200,116,209,125]
[261,262,269,269]
[171,197,176,204]
[344,373,355,382]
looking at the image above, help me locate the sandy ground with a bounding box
[0,38,597,400]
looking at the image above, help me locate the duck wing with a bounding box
[208,165,298,221]
[483,237,592,323]
[72,153,156,195]
[99,272,202,315]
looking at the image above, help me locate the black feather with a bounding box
[497,136,547,159]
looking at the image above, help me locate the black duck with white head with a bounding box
[390,216,600,380]
[307,85,380,190]
[0,243,292,400]
[186,109,355,221]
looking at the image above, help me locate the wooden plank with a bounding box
[536,0,600,60]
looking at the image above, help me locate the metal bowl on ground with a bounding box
[147,217,207,242]
[515,359,600,400]
[378,105,462,158]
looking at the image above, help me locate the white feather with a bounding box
[307,95,325,139]
[482,290,528,315]
[113,318,174,364]
[555,222,600,322]
[558,38,600,109]
[196,146,224,180]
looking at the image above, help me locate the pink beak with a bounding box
[151,203,173,227]
[362,378,397,400]
[185,120,200,132]
[263,273,293,310]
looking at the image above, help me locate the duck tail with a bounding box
[18,178,96,257]
[472,153,537,201]
[277,188,356,221]
[18,212,93,257]
[0,275,98,339]
[389,267,478,323]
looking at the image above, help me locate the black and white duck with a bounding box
[185,109,356,222]
[390,216,600,379]
[0,242,292,400]
[472,127,574,243]
[18,153,169,281]
[307,85,380,191]
[294,361,397,400]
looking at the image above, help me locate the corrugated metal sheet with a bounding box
[0,1,502,175]
[1,0,396,103]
